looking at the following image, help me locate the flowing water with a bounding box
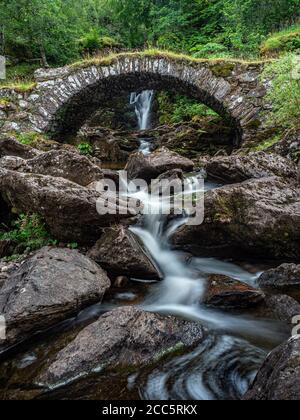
[121,96,287,399]
[123,177,287,400]
[0,90,289,401]
[130,90,154,154]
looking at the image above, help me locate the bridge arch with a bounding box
[27,54,267,143]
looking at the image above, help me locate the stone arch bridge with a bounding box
[1,53,270,143]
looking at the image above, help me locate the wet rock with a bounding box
[244,336,300,400]
[38,306,205,387]
[125,147,194,182]
[0,136,40,159]
[258,264,300,301]
[18,150,104,187]
[0,247,110,347]
[172,177,300,260]
[204,274,264,309]
[88,226,161,280]
[264,294,300,324]
[0,168,136,244]
[199,151,297,183]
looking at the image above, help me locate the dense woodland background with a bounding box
[0,0,299,65]
[0,0,299,130]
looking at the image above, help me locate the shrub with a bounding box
[158,92,217,124]
[78,30,121,55]
[261,25,300,56]
[0,213,57,255]
[261,53,300,128]
[191,42,228,58]
[77,142,93,155]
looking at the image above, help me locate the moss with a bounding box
[15,131,41,145]
[244,118,262,129]
[0,97,11,107]
[241,128,281,152]
[210,63,235,77]
[0,81,36,92]
[251,133,282,151]
[69,49,273,72]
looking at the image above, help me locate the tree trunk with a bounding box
[0,26,5,55]
[39,44,49,68]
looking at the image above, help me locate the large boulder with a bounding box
[0,247,110,348]
[88,226,161,280]
[264,294,300,324]
[125,147,194,182]
[244,337,300,400]
[199,151,297,183]
[204,274,264,309]
[173,177,300,260]
[0,136,40,159]
[38,306,205,388]
[0,168,136,243]
[258,264,300,301]
[17,150,104,187]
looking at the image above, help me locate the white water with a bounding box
[121,95,286,399]
[130,90,154,154]
[126,179,283,342]
[123,177,286,400]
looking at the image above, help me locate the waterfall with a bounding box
[130,90,154,154]
[130,90,154,130]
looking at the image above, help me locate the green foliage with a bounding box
[15,132,40,145]
[252,134,282,151]
[77,142,93,155]
[191,43,229,58]
[261,53,300,128]
[0,213,57,255]
[1,0,300,64]
[67,242,79,249]
[260,25,300,56]
[78,29,120,55]
[158,92,217,125]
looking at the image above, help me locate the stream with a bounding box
[0,90,289,401]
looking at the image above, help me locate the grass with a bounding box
[261,24,300,56]
[0,62,38,91]
[69,48,274,71]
